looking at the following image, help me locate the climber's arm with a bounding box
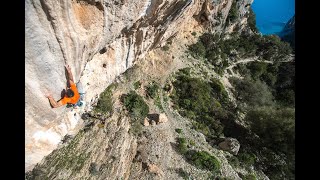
[65,64,75,83]
[46,95,64,108]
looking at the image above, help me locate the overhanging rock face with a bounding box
[25,0,252,171]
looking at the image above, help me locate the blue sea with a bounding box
[252,0,295,35]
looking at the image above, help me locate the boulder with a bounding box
[218,138,240,155]
[147,113,168,125]
[157,113,168,124]
[143,117,150,126]
[150,120,156,126]
[147,163,164,177]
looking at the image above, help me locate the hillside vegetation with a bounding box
[182,29,295,179]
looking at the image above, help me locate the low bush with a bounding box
[226,0,238,25]
[186,150,221,172]
[242,174,257,180]
[188,41,206,58]
[162,45,170,51]
[154,95,164,112]
[95,84,116,114]
[175,128,183,134]
[247,7,258,33]
[237,152,256,167]
[244,106,295,179]
[146,82,160,99]
[176,168,191,180]
[122,91,149,120]
[230,77,274,108]
[177,137,188,155]
[245,107,295,154]
[133,81,141,89]
[171,69,234,137]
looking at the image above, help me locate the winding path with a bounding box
[224,55,294,77]
[225,55,294,70]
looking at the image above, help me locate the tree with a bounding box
[247,7,258,32]
[231,77,274,107]
[122,91,149,120]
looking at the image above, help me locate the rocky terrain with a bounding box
[26,0,253,172]
[279,14,295,50]
[27,0,296,179]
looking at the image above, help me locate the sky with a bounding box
[252,0,295,35]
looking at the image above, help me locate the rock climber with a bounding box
[45,64,80,108]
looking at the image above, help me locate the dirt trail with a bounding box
[225,55,294,71]
[225,57,272,70]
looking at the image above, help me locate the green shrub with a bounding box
[274,62,295,106]
[258,35,292,61]
[260,71,278,87]
[130,119,143,136]
[200,33,219,50]
[206,51,219,65]
[235,64,250,76]
[188,41,206,58]
[122,91,149,120]
[242,174,257,180]
[191,121,211,136]
[146,82,160,99]
[176,168,191,180]
[163,83,171,92]
[209,78,229,104]
[239,106,295,179]
[133,81,141,89]
[245,107,295,154]
[175,128,183,134]
[247,7,258,33]
[191,32,197,36]
[226,0,238,25]
[186,150,221,172]
[235,62,294,107]
[215,67,225,76]
[247,62,268,80]
[237,152,256,167]
[162,45,170,51]
[171,70,230,137]
[215,177,233,180]
[230,77,274,107]
[228,156,240,168]
[172,74,218,117]
[242,62,280,88]
[154,95,164,112]
[177,137,188,155]
[95,84,116,114]
[177,67,191,76]
[122,66,138,81]
[189,139,195,146]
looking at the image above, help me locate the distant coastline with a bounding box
[252,0,294,35]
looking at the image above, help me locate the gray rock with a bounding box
[157,113,168,124]
[144,117,150,126]
[151,120,156,126]
[218,138,240,155]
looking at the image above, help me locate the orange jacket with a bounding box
[59,82,80,105]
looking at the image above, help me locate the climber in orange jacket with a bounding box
[45,64,80,108]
